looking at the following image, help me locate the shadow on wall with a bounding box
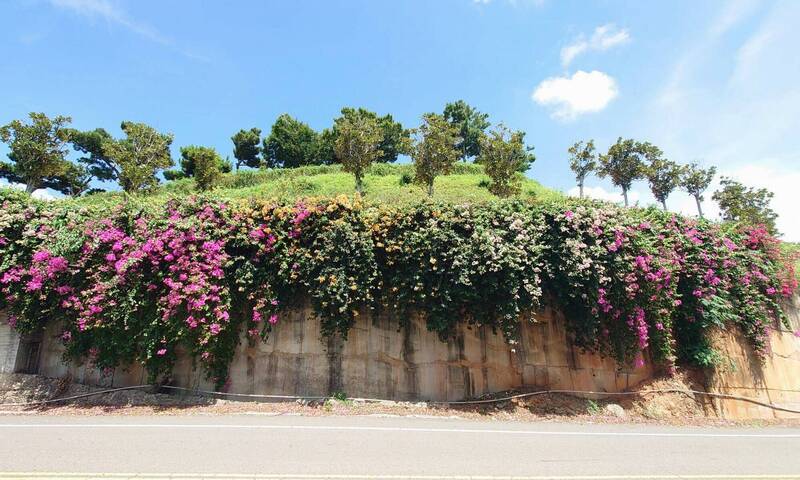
[3,296,800,419]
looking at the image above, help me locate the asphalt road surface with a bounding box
[0,414,799,479]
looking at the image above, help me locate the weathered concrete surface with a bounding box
[0,312,20,374]
[8,298,800,418]
[32,305,653,401]
[708,296,800,419]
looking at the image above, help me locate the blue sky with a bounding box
[1,0,798,239]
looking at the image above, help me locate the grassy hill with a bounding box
[75,163,562,207]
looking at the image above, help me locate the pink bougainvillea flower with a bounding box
[32,250,51,263]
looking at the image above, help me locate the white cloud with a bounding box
[561,24,630,67]
[49,0,208,61]
[532,70,618,120]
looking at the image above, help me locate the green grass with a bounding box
[73,162,563,207]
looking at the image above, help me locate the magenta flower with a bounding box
[32,250,52,263]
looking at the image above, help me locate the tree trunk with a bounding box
[25,183,36,194]
[695,195,704,218]
[579,181,584,199]
[622,188,629,207]
[355,175,363,194]
[427,182,434,197]
[661,200,667,211]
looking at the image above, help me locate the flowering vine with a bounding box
[0,188,795,386]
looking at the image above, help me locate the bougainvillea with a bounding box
[0,188,796,387]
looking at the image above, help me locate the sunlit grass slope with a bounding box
[75,163,563,207]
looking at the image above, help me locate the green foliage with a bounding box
[262,114,320,168]
[0,112,73,193]
[333,110,384,193]
[712,178,779,234]
[101,121,174,193]
[179,146,227,191]
[412,113,461,196]
[568,140,597,199]
[597,138,646,206]
[643,147,682,210]
[0,191,794,387]
[42,162,93,197]
[399,172,412,186]
[231,128,262,169]
[320,108,411,165]
[681,163,716,218]
[478,124,535,197]
[67,128,118,182]
[443,100,490,161]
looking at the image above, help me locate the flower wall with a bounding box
[0,188,796,387]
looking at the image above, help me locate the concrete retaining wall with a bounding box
[707,296,800,419]
[0,313,19,374]
[3,298,800,418]
[31,305,653,401]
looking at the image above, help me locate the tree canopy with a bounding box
[479,124,534,197]
[67,128,118,183]
[0,112,73,193]
[231,128,262,169]
[320,108,410,165]
[101,121,174,193]
[412,113,461,196]
[597,137,646,206]
[262,114,320,168]
[443,100,490,161]
[642,144,682,210]
[681,163,716,218]
[712,178,778,234]
[333,111,384,193]
[567,140,597,199]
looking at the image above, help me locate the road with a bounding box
[0,414,799,479]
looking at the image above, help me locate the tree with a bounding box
[231,128,262,169]
[67,128,118,182]
[411,113,460,196]
[597,137,646,207]
[0,112,72,193]
[681,163,716,218]
[712,178,778,234]
[317,128,337,165]
[102,121,173,193]
[443,100,490,161]
[170,145,231,179]
[319,108,411,164]
[334,112,384,193]
[262,114,319,168]
[479,124,535,197]
[641,143,682,211]
[177,146,226,191]
[42,163,93,197]
[567,140,597,199]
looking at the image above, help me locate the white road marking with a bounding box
[0,423,799,438]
